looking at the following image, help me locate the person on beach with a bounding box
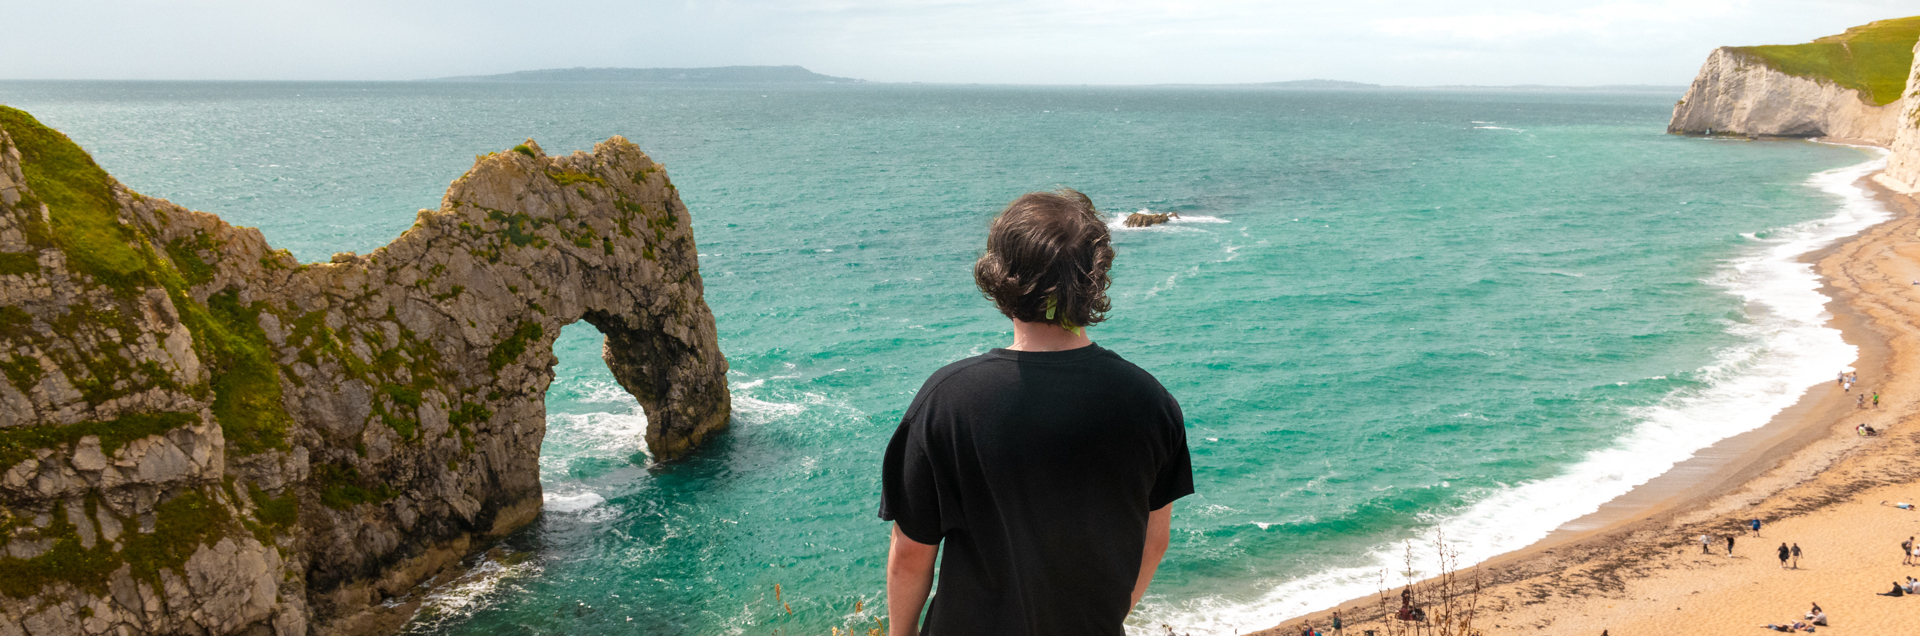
[1904,538,1914,566]
[1878,582,1906,597]
[1792,543,1803,569]
[1751,518,1763,536]
[1331,611,1343,636]
[1805,602,1824,624]
[1779,543,1790,568]
[1701,533,1714,555]
[1884,501,1913,510]
[1872,392,1879,408]
[1839,371,1846,387]
[879,189,1194,636]
[1727,534,1736,557]
[1856,394,1866,409]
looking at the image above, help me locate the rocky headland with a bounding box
[1669,16,1920,192]
[0,106,730,635]
[1668,17,1918,145]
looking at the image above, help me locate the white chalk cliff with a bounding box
[1882,39,1920,191]
[1668,47,1906,144]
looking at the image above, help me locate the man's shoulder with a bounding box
[1093,345,1163,378]
[921,351,1005,389]
[901,352,1008,414]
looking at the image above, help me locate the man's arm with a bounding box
[886,523,939,636]
[1132,503,1174,610]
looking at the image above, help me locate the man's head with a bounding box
[974,189,1114,329]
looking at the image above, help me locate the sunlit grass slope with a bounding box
[1729,16,1920,105]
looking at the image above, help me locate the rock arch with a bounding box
[0,106,729,635]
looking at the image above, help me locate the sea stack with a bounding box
[0,107,730,635]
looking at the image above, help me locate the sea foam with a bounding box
[1132,150,1892,634]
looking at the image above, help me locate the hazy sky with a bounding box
[1,1,1913,85]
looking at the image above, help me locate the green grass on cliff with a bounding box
[0,488,230,598]
[0,105,294,455]
[0,106,151,291]
[1729,16,1920,105]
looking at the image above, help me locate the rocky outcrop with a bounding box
[0,106,730,635]
[1883,38,1920,191]
[1123,212,1178,228]
[1668,47,1906,143]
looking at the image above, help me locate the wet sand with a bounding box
[1252,172,1920,636]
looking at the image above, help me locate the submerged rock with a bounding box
[0,106,730,634]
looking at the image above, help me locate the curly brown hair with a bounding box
[973,189,1114,328]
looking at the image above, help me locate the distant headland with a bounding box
[430,65,864,83]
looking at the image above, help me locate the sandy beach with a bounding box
[1254,167,1920,636]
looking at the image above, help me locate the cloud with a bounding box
[1371,1,1738,42]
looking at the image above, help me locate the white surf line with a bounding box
[1130,149,1892,635]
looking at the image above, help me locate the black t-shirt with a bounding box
[879,344,1193,635]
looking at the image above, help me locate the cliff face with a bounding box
[1668,47,1906,143]
[0,106,730,635]
[1883,38,1920,190]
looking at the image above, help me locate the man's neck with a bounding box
[1007,319,1093,352]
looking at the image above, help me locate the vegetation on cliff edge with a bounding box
[0,105,293,455]
[1728,16,1920,106]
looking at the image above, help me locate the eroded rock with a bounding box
[0,106,730,635]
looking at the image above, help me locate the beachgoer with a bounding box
[1885,501,1913,510]
[1751,518,1763,536]
[1779,543,1790,568]
[1727,534,1736,557]
[1792,543,1802,569]
[1300,623,1314,636]
[1700,533,1713,554]
[1872,392,1880,408]
[879,189,1194,636]
[1905,538,1915,566]
[1810,610,1827,626]
[1332,611,1343,636]
[1879,582,1906,597]
[1857,394,1866,409]
[1839,371,1846,387]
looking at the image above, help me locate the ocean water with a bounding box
[0,81,1883,634]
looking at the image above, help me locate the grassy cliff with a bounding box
[1728,16,1920,105]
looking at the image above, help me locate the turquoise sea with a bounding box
[0,81,1886,634]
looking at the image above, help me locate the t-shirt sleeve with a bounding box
[878,408,953,545]
[1147,394,1194,511]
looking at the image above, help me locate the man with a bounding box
[1791,543,1802,569]
[1777,543,1790,568]
[1699,533,1712,555]
[1904,537,1915,566]
[879,189,1194,635]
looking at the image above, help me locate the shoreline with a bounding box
[1250,152,1920,635]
